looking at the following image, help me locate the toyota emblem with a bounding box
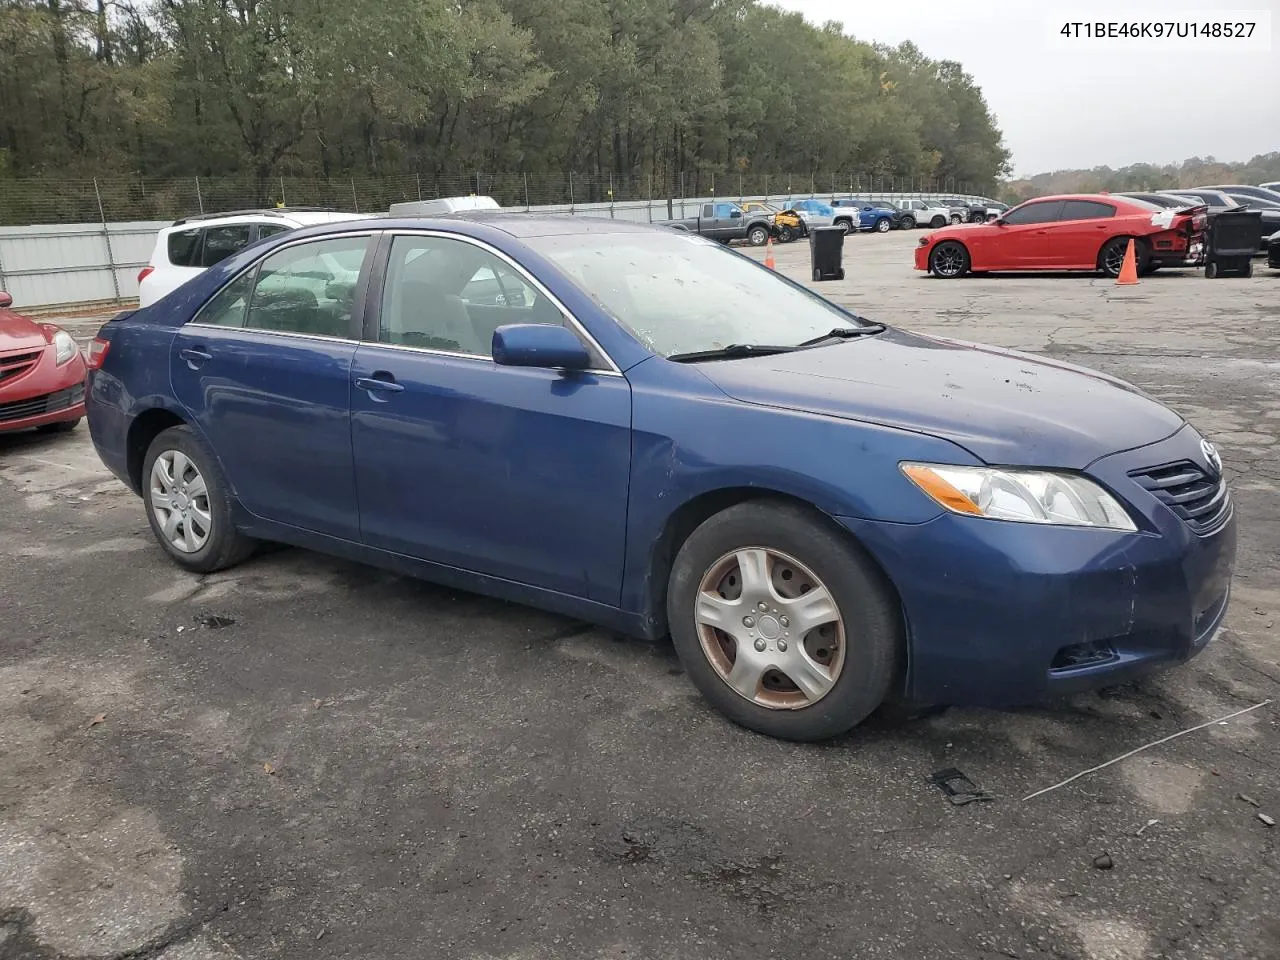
[1200,439,1222,476]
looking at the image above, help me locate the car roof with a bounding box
[377,212,679,238]
[167,209,371,230]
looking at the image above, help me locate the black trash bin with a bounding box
[809,225,845,281]
[1204,208,1263,278]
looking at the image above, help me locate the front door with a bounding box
[169,232,376,539]
[986,199,1064,268]
[350,232,633,603]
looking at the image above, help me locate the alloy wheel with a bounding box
[932,244,966,277]
[694,547,846,710]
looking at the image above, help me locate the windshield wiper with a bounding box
[796,324,886,348]
[667,343,797,363]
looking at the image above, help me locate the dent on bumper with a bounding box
[837,505,1236,708]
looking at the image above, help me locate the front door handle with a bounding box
[180,347,212,369]
[355,375,405,395]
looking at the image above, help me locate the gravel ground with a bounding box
[2,229,1278,960]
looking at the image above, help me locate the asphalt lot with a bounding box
[2,228,1278,960]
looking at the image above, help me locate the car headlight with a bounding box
[53,329,79,365]
[901,462,1137,531]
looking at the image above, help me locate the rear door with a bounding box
[349,231,632,602]
[1053,199,1116,267]
[169,230,376,540]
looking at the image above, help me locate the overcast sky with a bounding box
[767,0,1280,176]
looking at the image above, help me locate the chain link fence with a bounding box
[0,172,987,226]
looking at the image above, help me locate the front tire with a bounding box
[142,425,256,573]
[747,225,769,246]
[930,215,947,228]
[836,219,852,235]
[929,240,970,278]
[779,226,795,242]
[949,214,962,225]
[666,501,901,742]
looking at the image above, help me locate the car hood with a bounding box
[0,309,51,352]
[695,328,1184,468]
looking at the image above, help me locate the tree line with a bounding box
[0,0,1011,198]
[1006,154,1280,202]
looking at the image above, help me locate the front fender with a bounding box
[617,359,978,620]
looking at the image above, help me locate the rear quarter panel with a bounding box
[87,319,182,491]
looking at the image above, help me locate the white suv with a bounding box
[891,199,952,229]
[136,208,371,307]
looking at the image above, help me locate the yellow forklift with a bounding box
[738,200,808,242]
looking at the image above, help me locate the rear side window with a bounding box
[1002,200,1064,225]
[167,229,202,266]
[200,225,254,267]
[246,235,372,338]
[1060,200,1115,220]
[257,223,292,240]
[193,270,255,328]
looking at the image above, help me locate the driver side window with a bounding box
[1002,201,1064,225]
[378,235,569,358]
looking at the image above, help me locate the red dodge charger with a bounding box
[0,291,88,434]
[914,194,1207,279]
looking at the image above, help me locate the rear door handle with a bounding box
[355,375,405,395]
[180,347,212,368]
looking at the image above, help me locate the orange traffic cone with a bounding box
[1115,239,1139,285]
[764,236,776,270]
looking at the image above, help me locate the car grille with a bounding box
[0,349,42,385]
[0,383,84,424]
[1129,460,1230,534]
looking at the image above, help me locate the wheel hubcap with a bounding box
[149,450,211,554]
[694,547,846,710]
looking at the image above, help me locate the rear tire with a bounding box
[900,215,916,230]
[666,500,901,742]
[875,218,890,233]
[142,425,256,574]
[1099,236,1148,278]
[949,214,962,225]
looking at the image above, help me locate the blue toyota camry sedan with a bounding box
[85,213,1236,741]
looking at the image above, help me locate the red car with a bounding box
[0,291,88,434]
[914,194,1207,279]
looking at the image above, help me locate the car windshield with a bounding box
[524,230,873,357]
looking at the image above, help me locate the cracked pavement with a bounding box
[2,230,1278,960]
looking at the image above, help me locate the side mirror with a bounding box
[993,217,1006,226]
[729,210,742,219]
[492,323,591,371]
[0,291,11,309]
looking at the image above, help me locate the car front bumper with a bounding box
[0,348,87,433]
[913,243,931,271]
[838,425,1237,707]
